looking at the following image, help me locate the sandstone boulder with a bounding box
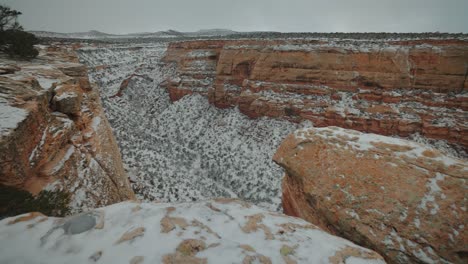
[56,63,88,77]
[53,86,82,115]
[274,126,467,263]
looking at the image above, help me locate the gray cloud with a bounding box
[2,0,467,33]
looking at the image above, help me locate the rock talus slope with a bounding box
[0,199,385,264]
[0,45,134,212]
[273,126,467,263]
[163,39,468,150]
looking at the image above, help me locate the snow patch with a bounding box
[49,145,75,174]
[0,101,28,137]
[91,116,101,131]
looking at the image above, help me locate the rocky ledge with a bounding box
[0,45,134,214]
[0,199,385,264]
[274,126,467,263]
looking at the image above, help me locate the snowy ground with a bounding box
[77,44,301,211]
[0,200,385,264]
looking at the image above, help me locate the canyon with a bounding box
[161,38,468,263]
[0,35,467,263]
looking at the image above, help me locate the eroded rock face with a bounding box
[163,39,468,150]
[0,45,134,213]
[0,200,385,264]
[273,126,467,263]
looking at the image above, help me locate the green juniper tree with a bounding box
[0,5,38,59]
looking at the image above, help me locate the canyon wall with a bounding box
[273,126,467,263]
[0,45,134,213]
[163,39,468,150]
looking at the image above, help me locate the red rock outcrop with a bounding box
[0,45,135,212]
[273,126,467,263]
[163,39,468,150]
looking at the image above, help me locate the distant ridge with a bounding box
[193,29,238,36]
[29,29,238,39]
[29,30,467,41]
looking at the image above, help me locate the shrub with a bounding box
[0,184,71,218]
[0,30,39,58]
[0,5,38,59]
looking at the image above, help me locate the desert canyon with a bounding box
[0,31,467,264]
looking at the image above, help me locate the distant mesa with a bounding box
[194,28,238,36]
[29,29,239,39]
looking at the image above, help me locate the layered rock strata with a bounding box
[163,39,468,150]
[273,126,467,263]
[0,199,385,264]
[0,45,134,212]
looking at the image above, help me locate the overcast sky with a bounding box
[2,0,467,34]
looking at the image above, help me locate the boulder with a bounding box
[274,126,467,263]
[53,87,82,115]
[56,63,88,77]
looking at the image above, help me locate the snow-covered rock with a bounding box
[0,199,385,264]
[274,126,467,263]
[0,45,134,214]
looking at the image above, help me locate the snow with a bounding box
[49,145,75,174]
[412,248,437,264]
[418,173,446,215]
[0,200,385,264]
[91,116,101,131]
[77,44,302,212]
[295,126,465,168]
[36,77,58,90]
[0,100,28,137]
[54,92,77,101]
[29,126,48,165]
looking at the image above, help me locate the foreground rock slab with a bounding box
[274,126,467,263]
[0,199,385,264]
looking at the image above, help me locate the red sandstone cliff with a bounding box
[163,39,468,150]
[0,45,135,212]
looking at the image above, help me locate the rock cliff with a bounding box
[163,39,468,151]
[273,126,467,263]
[0,45,134,214]
[0,199,385,264]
